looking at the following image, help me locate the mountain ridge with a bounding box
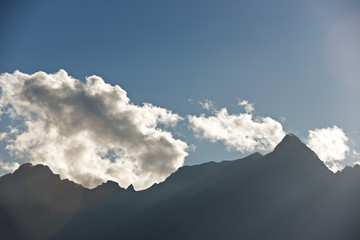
[1,133,360,240]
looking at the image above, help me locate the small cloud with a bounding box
[238,99,254,114]
[0,132,7,141]
[187,144,196,152]
[306,125,350,172]
[351,150,360,158]
[0,160,20,174]
[327,161,345,173]
[279,116,286,123]
[188,102,285,153]
[198,99,215,110]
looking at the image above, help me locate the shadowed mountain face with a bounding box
[1,134,360,240]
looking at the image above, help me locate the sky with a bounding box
[0,0,359,189]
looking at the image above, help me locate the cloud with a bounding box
[238,99,254,114]
[0,70,188,190]
[0,160,20,174]
[0,132,7,141]
[306,126,350,172]
[352,150,360,158]
[198,99,214,110]
[351,151,360,168]
[188,104,285,153]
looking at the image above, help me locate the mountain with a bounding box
[1,134,360,240]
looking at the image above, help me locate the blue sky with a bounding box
[0,0,360,187]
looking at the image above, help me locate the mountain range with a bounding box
[1,134,360,240]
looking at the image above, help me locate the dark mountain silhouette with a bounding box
[1,134,360,240]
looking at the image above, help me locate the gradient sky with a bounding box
[0,0,360,184]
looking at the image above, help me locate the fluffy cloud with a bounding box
[188,103,285,153]
[0,132,7,141]
[0,70,188,190]
[198,99,214,110]
[0,160,20,174]
[306,126,350,172]
[238,99,254,114]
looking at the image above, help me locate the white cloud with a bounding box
[0,160,20,174]
[188,106,285,153]
[198,99,214,110]
[352,151,360,166]
[0,132,7,141]
[0,70,188,190]
[351,149,360,157]
[188,144,196,152]
[306,126,350,172]
[328,161,346,173]
[238,99,254,114]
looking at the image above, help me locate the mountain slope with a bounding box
[0,163,88,240]
[114,134,338,240]
[1,134,360,240]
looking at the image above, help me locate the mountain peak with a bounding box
[282,133,302,143]
[14,162,53,176]
[15,162,33,171]
[268,133,331,175]
[126,184,135,191]
[97,180,120,190]
[273,133,304,152]
[105,180,120,186]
